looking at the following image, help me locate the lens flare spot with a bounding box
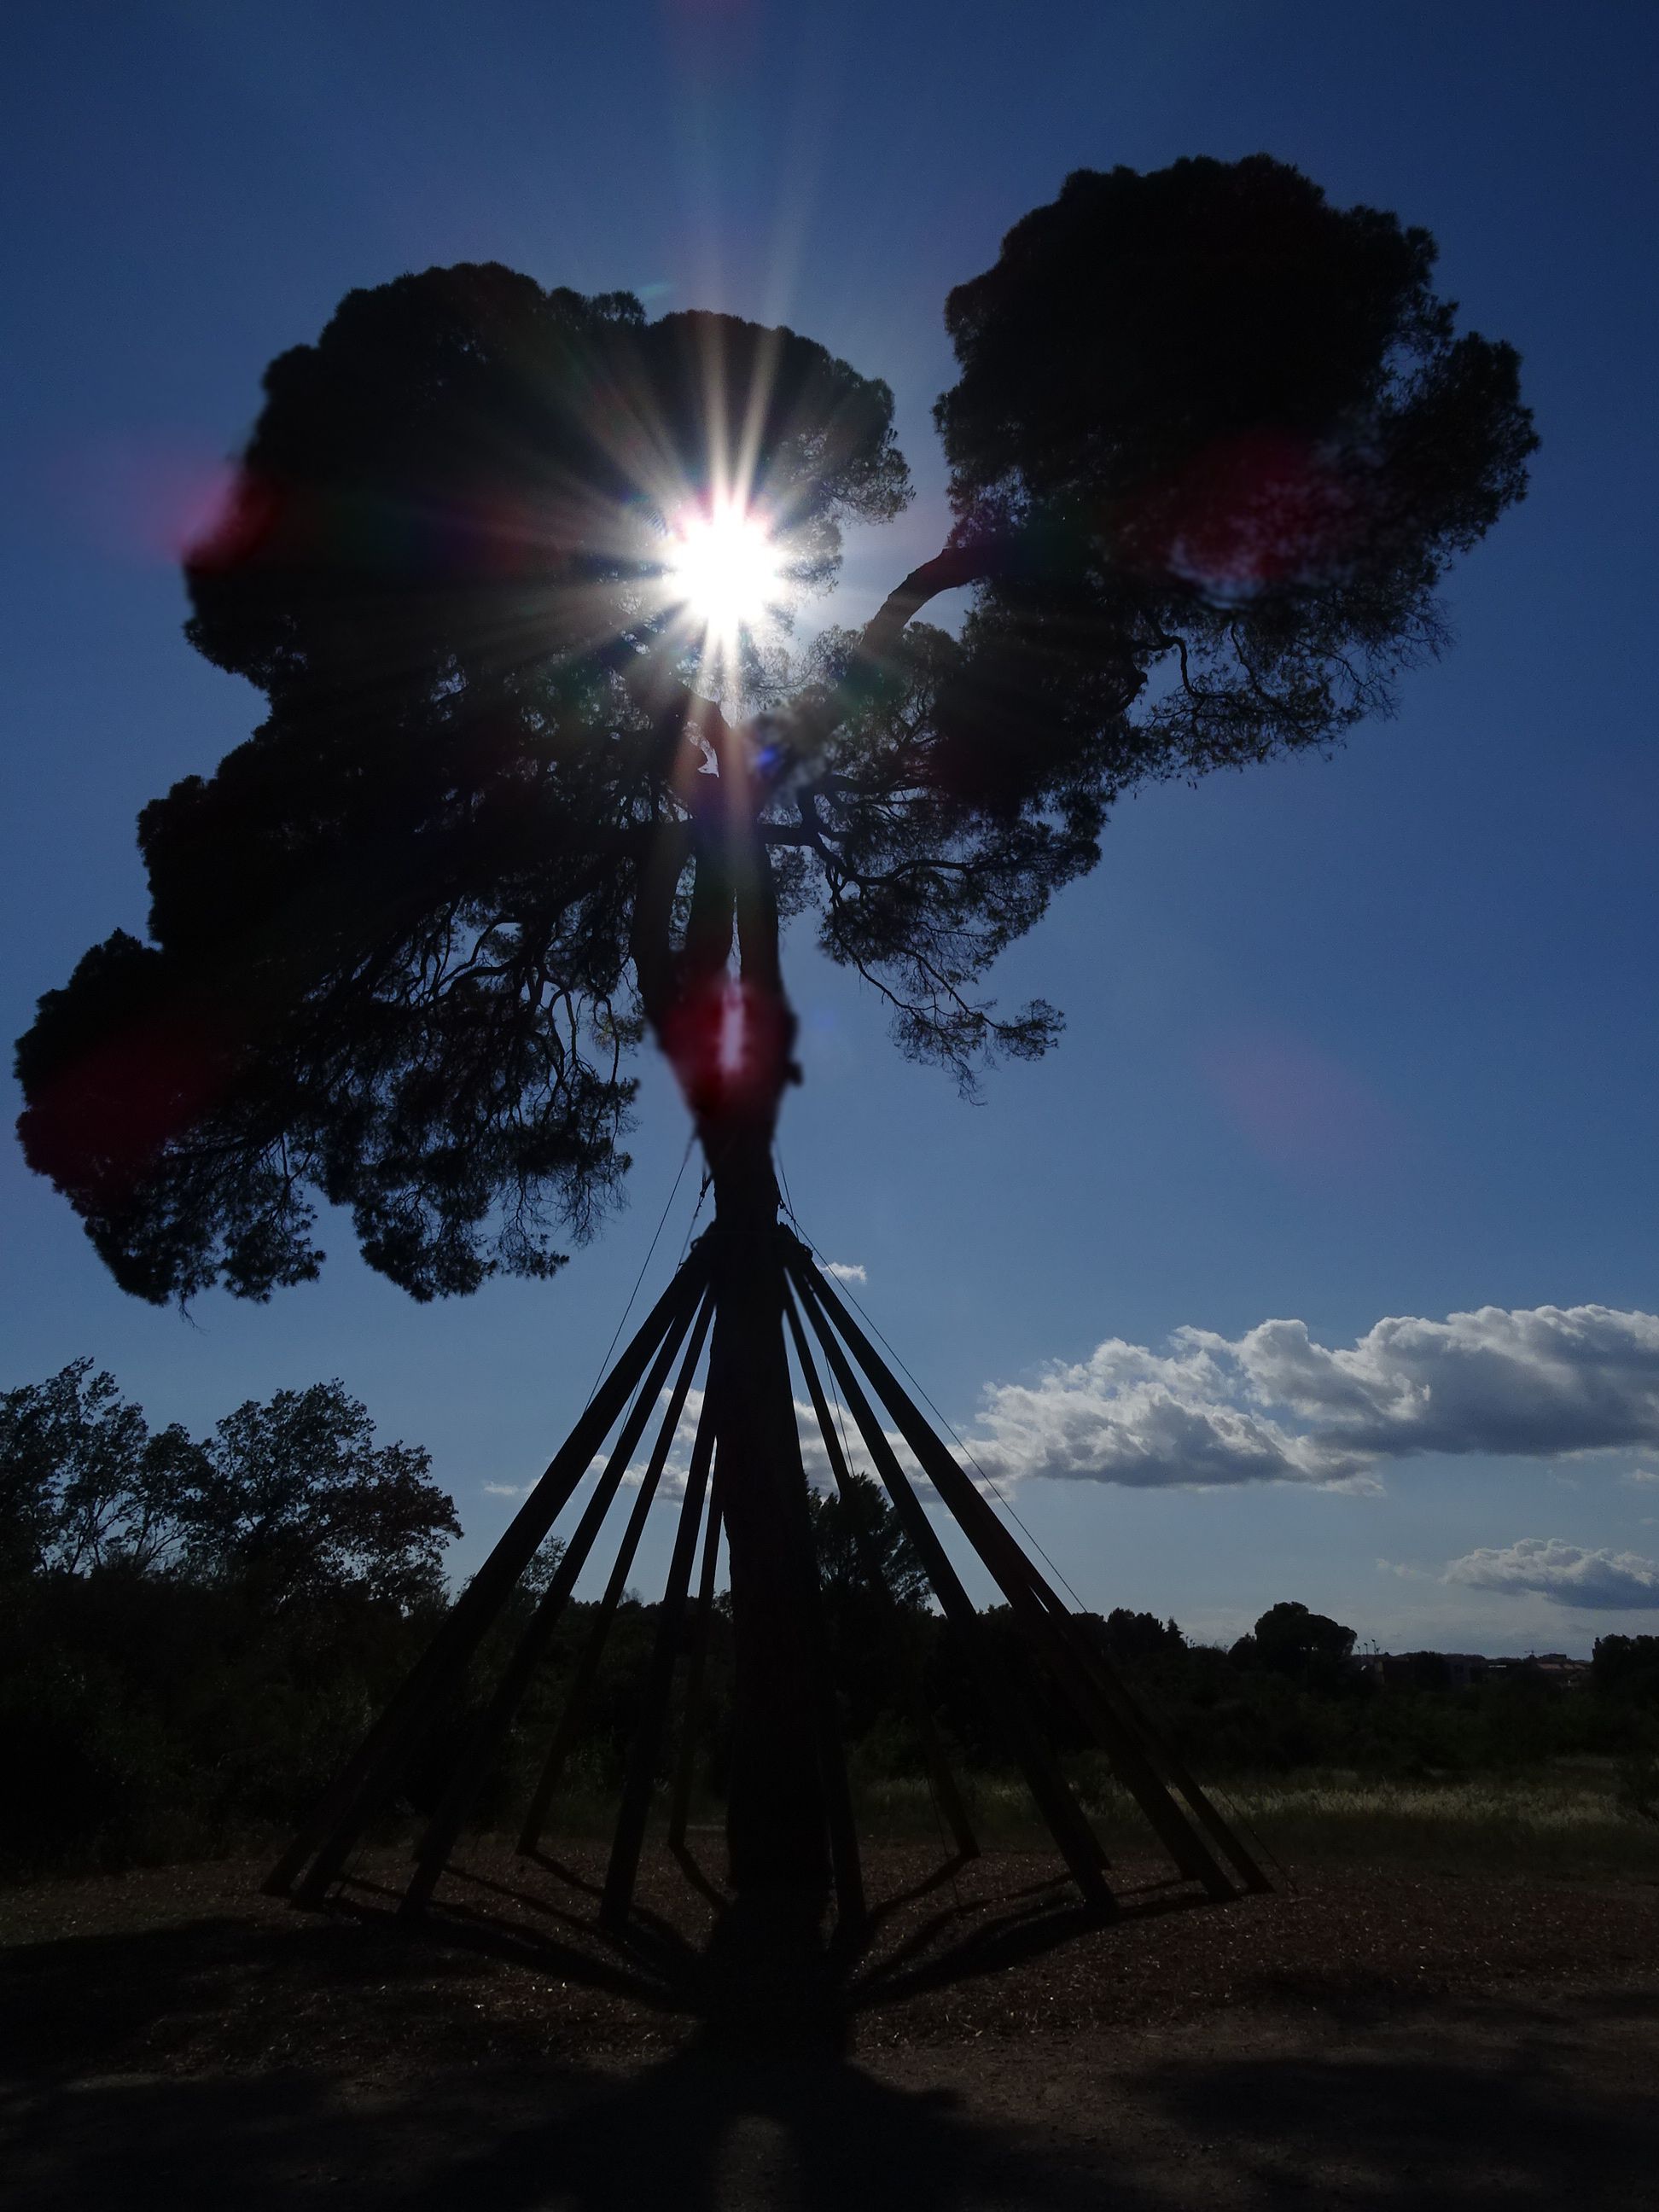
[661,976,792,1126]
[1125,429,1366,603]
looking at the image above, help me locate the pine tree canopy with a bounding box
[16,156,1535,1306]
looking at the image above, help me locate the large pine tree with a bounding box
[16,155,1534,1893]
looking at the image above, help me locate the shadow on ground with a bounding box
[4,1850,1658,2209]
[7,1982,1659,2209]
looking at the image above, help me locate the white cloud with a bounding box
[1223,1305,1659,1458]
[823,1260,868,1284]
[967,1336,1360,1491]
[481,1481,528,1497]
[1442,1537,1659,1610]
[962,1303,1659,1492]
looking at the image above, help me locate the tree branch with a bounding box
[857,540,1001,664]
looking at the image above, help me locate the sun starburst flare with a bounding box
[666,498,783,650]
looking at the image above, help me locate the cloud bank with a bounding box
[1442,1536,1659,1610]
[963,1304,1659,1491]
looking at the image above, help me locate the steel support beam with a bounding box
[268,1244,709,1906]
[783,1289,978,1862]
[600,1386,719,1930]
[791,1247,1245,1902]
[401,1287,715,1915]
[784,1270,1114,1918]
[667,1470,725,1850]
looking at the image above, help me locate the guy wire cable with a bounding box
[675,1166,712,1270]
[582,1134,695,1412]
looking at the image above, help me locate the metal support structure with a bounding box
[667,1470,725,1849]
[783,1290,978,1861]
[1021,1577,1272,1892]
[790,1247,1239,1902]
[400,1288,716,1916]
[265,1214,1266,1937]
[772,1339,866,1936]
[783,1273,1116,1918]
[517,1359,710,1859]
[267,1248,710,1906]
[601,1387,720,1929]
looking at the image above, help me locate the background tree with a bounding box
[178,1380,460,1610]
[0,1359,198,1577]
[1237,1599,1359,1689]
[807,1466,928,1614]
[1097,1609,1188,1668]
[0,1363,462,1870]
[0,1362,458,1610]
[1593,1635,1659,1707]
[807,1468,930,1745]
[14,154,1534,1899]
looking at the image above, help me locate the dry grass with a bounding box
[6,1762,1655,1894]
[845,1761,1659,1881]
[1201,1771,1656,1878]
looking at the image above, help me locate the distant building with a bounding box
[1504,1651,1592,1691]
[1359,1650,1488,1691]
[1360,1650,1590,1691]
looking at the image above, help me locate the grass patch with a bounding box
[1216,1767,1659,1878]
[32,1761,1649,1889]
[844,1761,1659,1880]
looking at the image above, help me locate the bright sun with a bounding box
[667,501,782,641]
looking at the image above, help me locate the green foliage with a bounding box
[18,158,1534,1301]
[807,1468,928,1610]
[1235,1598,1359,1689]
[934,155,1535,791]
[1613,1753,1659,1825]
[15,274,906,1306]
[1593,1633,1659,1704]
[4,1463,1655,1875]
[0,1361,457,1611]
[181,1380,459,1608]
[0,1358,198,1576]
[806,1470,930,1741]
[0,1359,462,1873]
[1098,1607,1186,1665]
[796,156,1534,1081]
[0,1567,445,1871]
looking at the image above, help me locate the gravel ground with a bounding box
[4,1840,1657,2207]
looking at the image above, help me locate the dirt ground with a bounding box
[4,1838,1657,2209]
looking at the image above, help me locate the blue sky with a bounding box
[4,0,1657,1655]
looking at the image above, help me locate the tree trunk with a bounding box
[706,1131,830,1903]
[633,700,828,1901]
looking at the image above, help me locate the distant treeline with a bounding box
[3,1360,1656,1875]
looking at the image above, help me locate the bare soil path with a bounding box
[4,1842,1656,2208]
